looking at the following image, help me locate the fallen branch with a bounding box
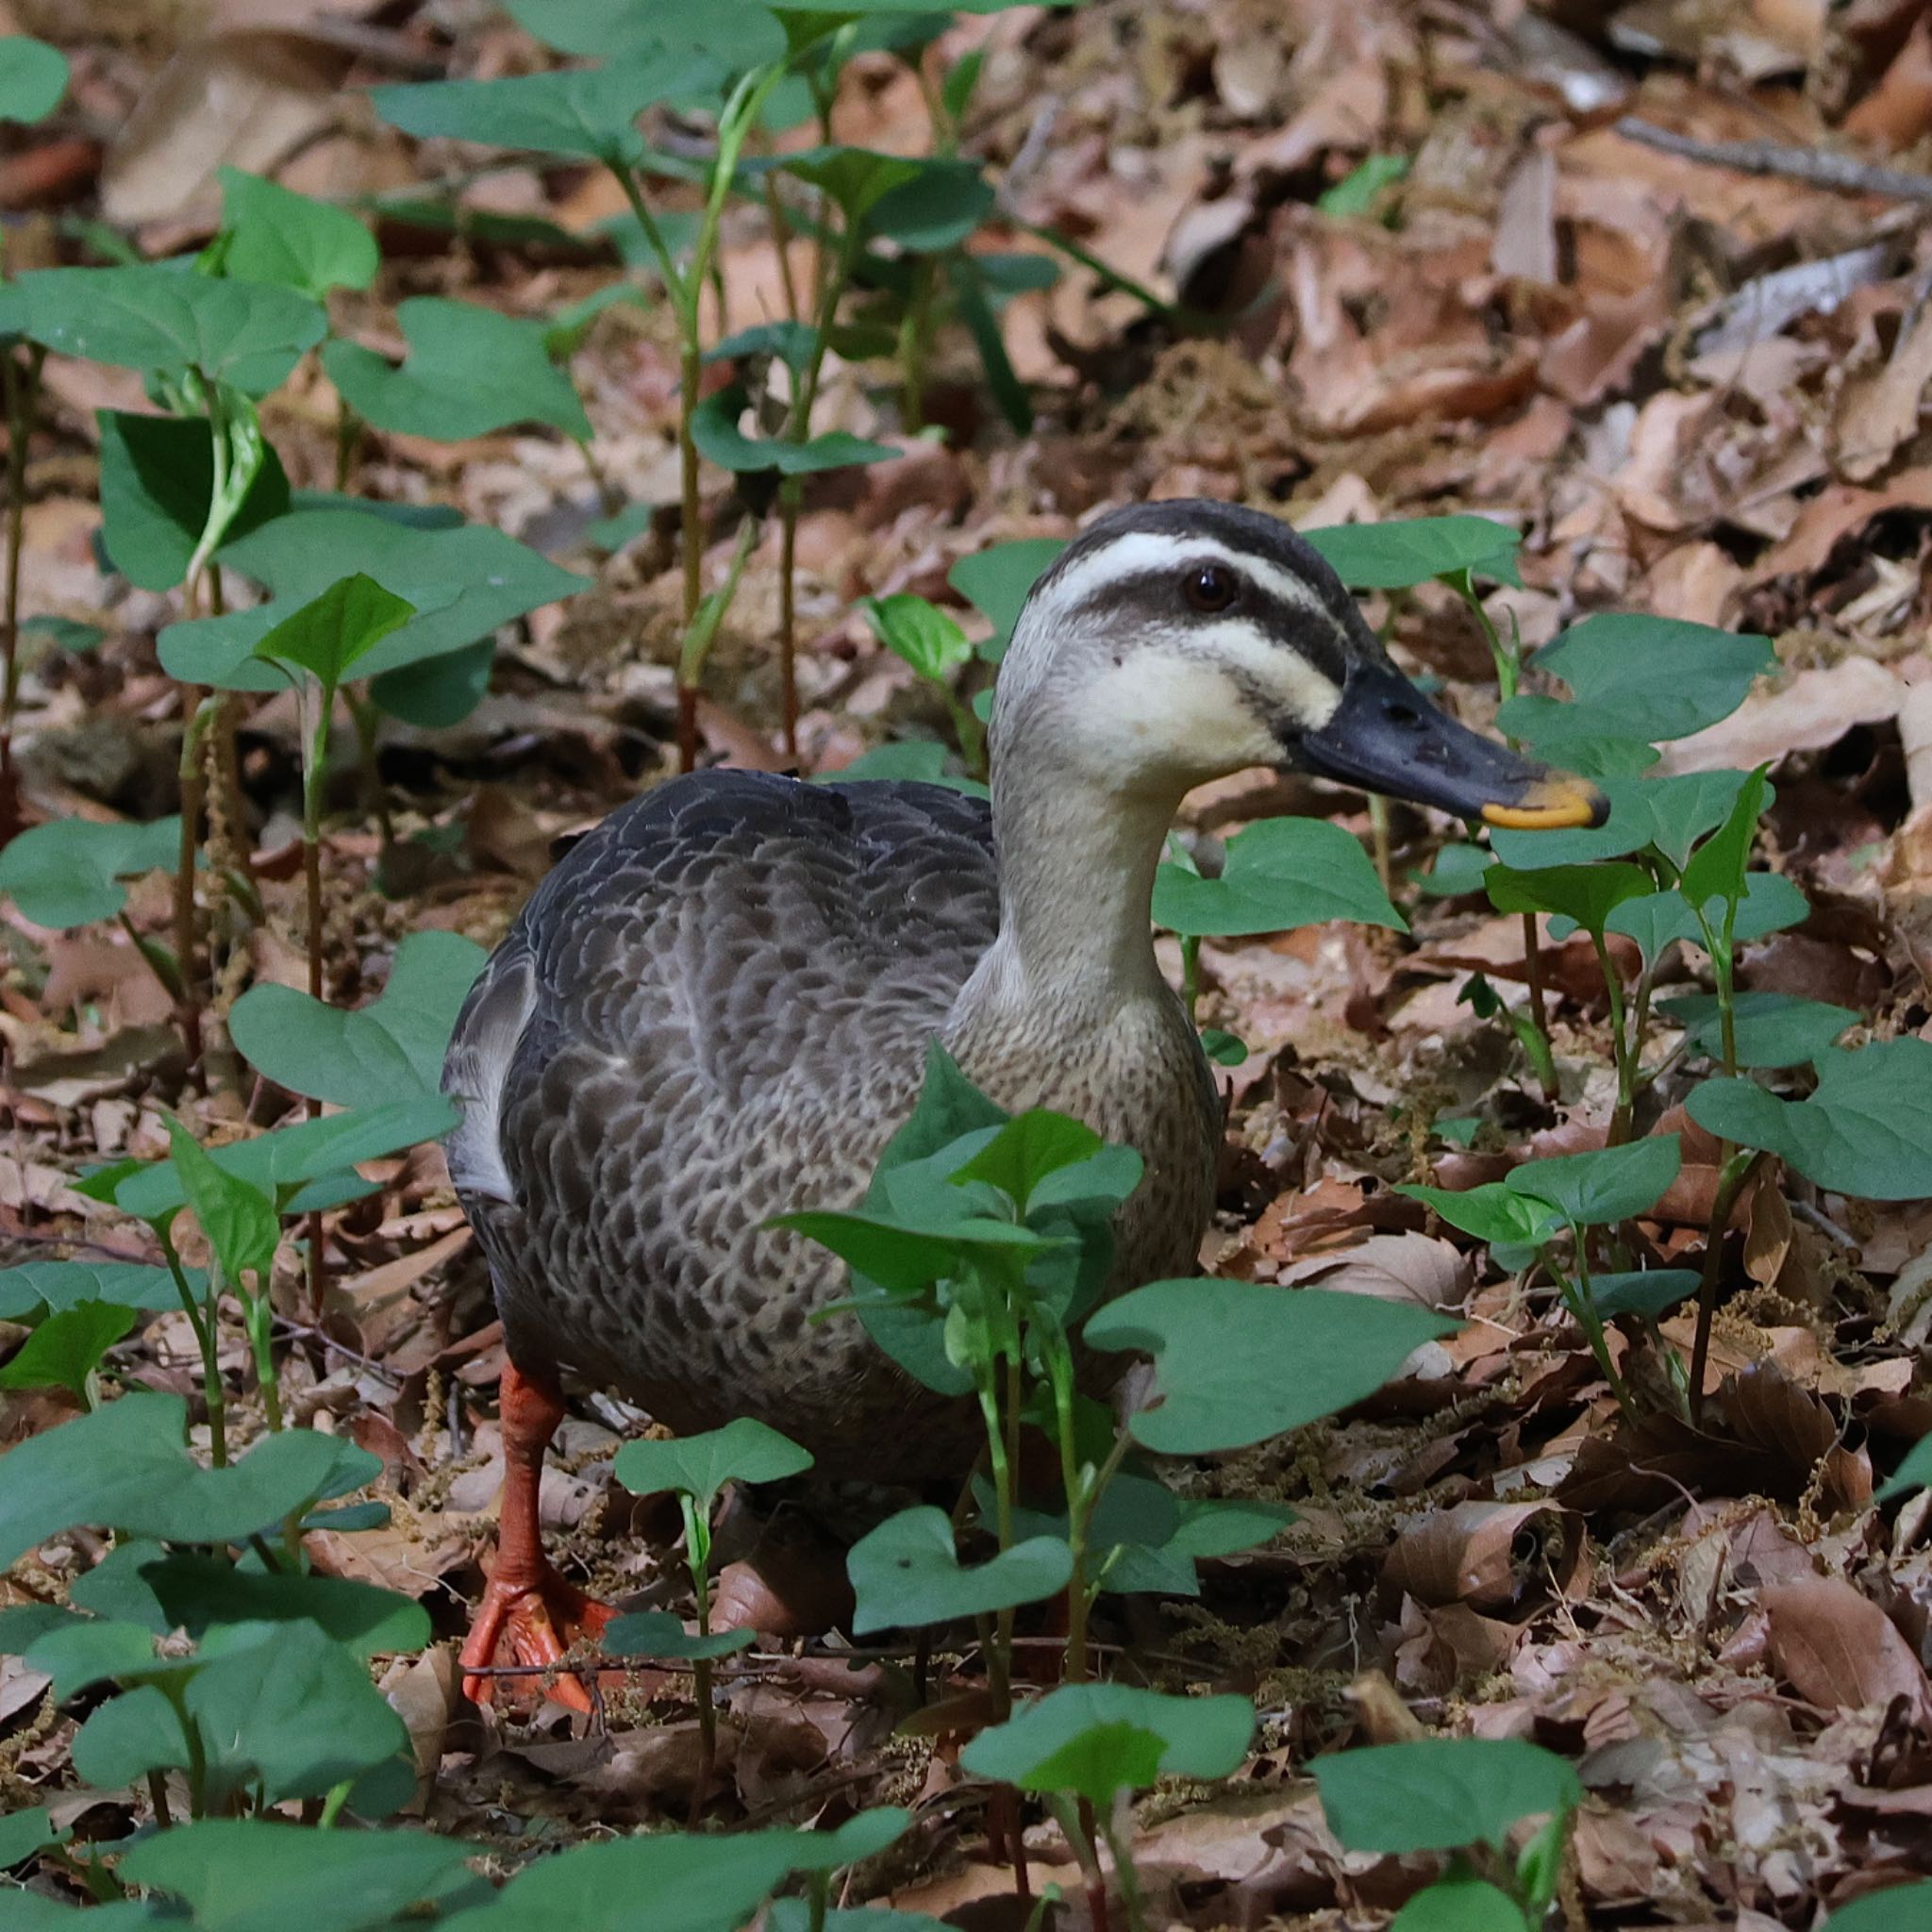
[1615,116,1932,204]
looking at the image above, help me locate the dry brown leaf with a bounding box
[1381,1500,1573,1612]
[1276,1232,1468,1311]
[100,31,353,225]
[1838,300,1932,481]
[1658,658,1903,774]
[1763,1577,1932,1720]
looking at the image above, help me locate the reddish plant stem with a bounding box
[779,497,799,762]
[174,696,208,1069]
[1688,1149,1766,1426]
[1520,910,1557,1100]
[0,346,42,838]
[676,339,704,774]
[304,822,325,1319]
[1078,1798,1111,1932]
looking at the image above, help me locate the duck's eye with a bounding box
[1181,563,1237,613]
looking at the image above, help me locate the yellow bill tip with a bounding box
[1480,774,1609,832]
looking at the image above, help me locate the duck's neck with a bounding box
[952,720,1183,1032]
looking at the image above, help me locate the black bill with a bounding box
[1291,662,1608,832]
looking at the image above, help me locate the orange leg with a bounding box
[460,1361,613,1714]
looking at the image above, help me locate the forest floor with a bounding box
[6,0,1932,1925]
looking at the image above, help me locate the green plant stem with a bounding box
[242,1275,283,1434]
[1365,792,1392,897]
[684,1493,717,1826]
[116,909,182,1005]
[1690,903,1740,1078]
[1521,914,1557,1100]
[574,433,621,517]
[157,1679,209,1819]
[974,1364,1016,1722]
[1591,935,1637,1146]
[676,515,758,768]
[146,1770,173,1828]
[1560,1242,1636,1418]
[675,335,705,773]
[1466,587,1561,1103]
[778,493,800,759]
[301,727,327,1321]
[1046,1793,1110,1932]
[1688,1147,1766,1426]
[1179,934,1202,1028]
[763,177,801,323]
[333,399,362,493]
[899,256,938,432]
[806,1874,829,1932]
[175,694,214,1065]
[162,1232,225,1466]
[317,1780,352,1829]
[1099,1807,1147,1932]
[0,343,42,816]
[772,217,861,764]
[347,691,394,852]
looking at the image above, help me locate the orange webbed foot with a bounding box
[461,1557,615,1714]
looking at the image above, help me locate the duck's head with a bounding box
[994,500,1607,832]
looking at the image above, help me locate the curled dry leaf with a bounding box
[1763,1576,1932,1721]
[1658,658,1903,774]
[1381,1499,1577,1612]
[1276,1232,1469,1312]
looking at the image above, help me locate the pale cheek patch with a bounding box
[1197,621,1343,731]
[1065,654,1282,783]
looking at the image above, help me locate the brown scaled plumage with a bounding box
[441,499,1605,1707]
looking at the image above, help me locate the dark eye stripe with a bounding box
[1056,565,1354,683]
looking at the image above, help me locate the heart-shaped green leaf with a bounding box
[218,168,378,300]
[158,507,583,708]
[0,36,67,125]
[1154,818,1404,937]
[1314,1735,1580,1854]
[1507,1134,1681,1228]
[613,1417,813,1510]
[1590,1269,1700,1320]
[119,1818,478,1932]
[1688,1039,1932,1200]
[1303,516,1522,591]
[1485,859,1650,937]
[108,1096,460,1225]
[165,1119,279,1284]
[0,1300,136,1400]
[372,52,723,165]
[324,297,591,442]
[0,1261,190,1322]
[230,930,486,1105]
[0,814,181,929]
[961,1682,1254,1807]
[1397,1181,1559,1248]
[251,572,417,700]
[5,266,325,393]
[846,1506,1071,1634]
[603,1611,757,1662]
[948,537,1066,662]
[692,385,896,475]
[1086,1281,1456,1455]
[1391,1874,1532,1932]
[0,1394,376,1566]
[1658,991,1855,1069]
[865,594,972,683]
[1501,614,1774,752]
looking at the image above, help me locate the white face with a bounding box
[995,529,1353,794]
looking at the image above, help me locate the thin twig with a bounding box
[1615,117,1932,203]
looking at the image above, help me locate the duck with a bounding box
[441,497,1605,1708]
